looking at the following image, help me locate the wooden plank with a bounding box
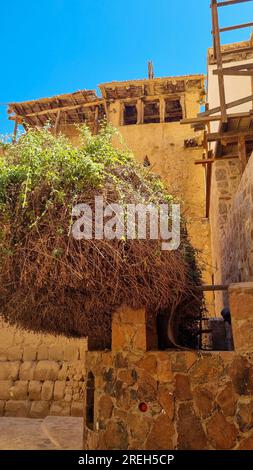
[198,94,253,117]
[238,135,247,170]
[217,0,253,6]
[218,21,253,33]
[196,285,229,291]
[195,154,239,164]
[211,0,228,123]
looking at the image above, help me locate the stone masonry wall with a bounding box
[210,152,253,312]
[84,288,253,450]
[85,349,253,450]
[0,321,86,418]
[220,153,253,286]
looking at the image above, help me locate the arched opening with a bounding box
[86,371,95,430]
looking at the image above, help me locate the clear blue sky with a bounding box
[1,0,252,134]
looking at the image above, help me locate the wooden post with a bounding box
[54,110,61,135]
[12,120,18,143]
[238,135,247,171]
[137,99,143,125]
[211,0,228,123]
[148,61,154,80]
[159,98,165,123]
[94,106,99,134]
[206,162,213,218]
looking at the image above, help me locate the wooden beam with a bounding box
[218,21,253,33]
[198,94,253,117]
[214,63,253,73]
[213,63,253,77]
[196,285,229,292]
[238,135,247,170]
[195,154,239,164]
[211,0,228,123]
[217,0,252,6]
[207,129,253,142]
[181,111,253,125]
[214,70,253,77]
[195,158,216,165]
[220,45,253,56]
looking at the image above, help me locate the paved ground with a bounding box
[0,417,83,450]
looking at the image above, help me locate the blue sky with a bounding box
[1,0,252,134]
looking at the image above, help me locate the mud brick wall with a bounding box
[0,322,87,417]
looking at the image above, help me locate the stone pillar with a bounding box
[229,282,253,352]
[112,306,147,352]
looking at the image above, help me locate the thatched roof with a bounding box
[8,89,105,129]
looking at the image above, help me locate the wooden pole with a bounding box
[54,110,61,135]
[12,120,18,143]
[211,0,228,123]
[148,61,154,80]
[238,135,247,171]
[217,0,253,7]
[94,106,99,134]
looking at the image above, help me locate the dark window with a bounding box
[165,99,183,122]
[124,103,137,125]
[144,101,160,124]
[86,371,95,430]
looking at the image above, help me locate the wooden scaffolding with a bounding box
[181,0,253,217]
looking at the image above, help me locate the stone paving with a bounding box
[0,416,83,450]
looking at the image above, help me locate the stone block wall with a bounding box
[210,153,253,312]
[85,349,253,450]
[0,321,86,417]
[84,287,253,450]
[220,154,253,286]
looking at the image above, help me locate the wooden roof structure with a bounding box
[99,75,205,101]
[8,89,106,132]
[181,0,253,218]
[8,74,205,139]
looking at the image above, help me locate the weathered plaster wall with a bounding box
[84,285,253,450]
[208,57,253,136]
[107,84,213,312]
[0,322,86,417]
